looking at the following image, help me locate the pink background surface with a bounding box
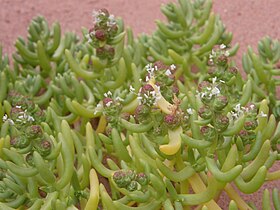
[1,0,280,208]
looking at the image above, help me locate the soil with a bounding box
[1,0,280,208]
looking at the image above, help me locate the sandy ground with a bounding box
[1,0,280,208]
[1,0,280,59]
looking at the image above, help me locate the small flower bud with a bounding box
[228,66,238,75]
[151,123,166,136]
[161,87,174,102]
[244,119,258,130]
[164,114,181,130]
[109,24,118,35]
[26,100,36,113]
[95,29,107,41]
[172,85,179,95]
[126,170,137,181]
[138,84,158,107]
[26,153,35,166]
[102,97,122,126]
[96,47,107,59]
[213,95,228,111]
[201,95,212,105]
[10,135,30,149]
[216,54,228,66]
[113,170,132,188]
[136,172,149,186]
[106,46,115,59]
[208,67,224,78]
[134,105,150,122]
[127,180,140,191]
[208,67,216,75]
[33,109,46,123]
[10,107,23,119]
[105,125,112,136]
[140,84,154,94]
[25,125,43,139]
[223,66,238,81]
[200,126,216,141]
[238,130,256,145]
[214,115,229,132]
[245,103,258,117]
[198,106,212,119]
[8,92,26,108]
[103,97,114,107]
[99,8,110,17]
[34,140,52,157]
[198,81,211,92]
[153,61,168,71]
[89,27,95,34]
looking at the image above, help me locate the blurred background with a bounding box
[1,0,280,61]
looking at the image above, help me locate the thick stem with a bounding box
[266,170,280,181]
[224,183,252,210]
[188,173,222,210]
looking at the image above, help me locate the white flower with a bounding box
[212,77,217,84]
[155,84,161,96]
[224,50,230,57]
[104,91,112,97]
[211,87,220,95]
[7,119,14,125]
[129,85,135,92]
[186,108,193,115]
[230,103,245,120]
[27,116,35,122]
[233,103,241,113]
[220,44,226,49]
[94,103,103,115]
[109,14,115,22]
[85,33,93,43]
[137,96,143,104]
[145,63,155,76]
[200,92,206,98]
[154,65,158,71]
[105,101,113,107]
[259,111,267,118]
[2,114,8,121]
[115,96,124,102]
[170,64,176,70]
[165,69,172,76]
